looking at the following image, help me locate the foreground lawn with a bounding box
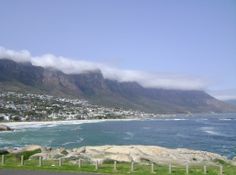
[0,154,236,175]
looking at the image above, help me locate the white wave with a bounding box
[155,118,188,121]
[71,126,81,131]
[196,118,208,121]
[219,118,233,121]
[1,119,137,130]
[176,133,190,138]
[0,130,16,134]
[142,127,151,130]
[124,131,135,140]
[61,138,84,146]
[125,131,134,137]
[1,118,192,131]
[205,130,220,135]
[172,119,187,121]
[0,139,14,145]
[200,127,224,136]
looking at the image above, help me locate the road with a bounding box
[0,169,107,175]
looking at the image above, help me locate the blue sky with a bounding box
[0,0,236,99]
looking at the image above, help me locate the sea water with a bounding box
[0,113,236,158]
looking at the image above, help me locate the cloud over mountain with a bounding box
[0,46,206,90]
[208,89,236,100]
[0,47,31,63]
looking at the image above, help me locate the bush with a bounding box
[213,158,227,165]
[0,149,9,155]
[15,149,41,160]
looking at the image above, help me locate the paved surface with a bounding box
[0,169,106,175]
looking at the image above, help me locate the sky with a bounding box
[0,0,236,99]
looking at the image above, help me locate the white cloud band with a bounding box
[0,46,207,90]
[0,47,31,63]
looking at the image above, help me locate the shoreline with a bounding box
[1,113,236,130]
[0,118,139,130]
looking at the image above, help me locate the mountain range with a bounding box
[0,58,235,114]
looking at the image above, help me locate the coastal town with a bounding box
[0,91,157,122]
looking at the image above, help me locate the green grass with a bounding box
[0,154,236,175]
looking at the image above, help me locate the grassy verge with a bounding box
[0,154,236,175]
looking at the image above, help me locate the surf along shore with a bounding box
[1,119,236,168]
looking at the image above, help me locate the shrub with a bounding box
[15,149,41,160]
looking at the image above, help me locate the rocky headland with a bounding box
[0,124,13,131]
[2,145,236,166]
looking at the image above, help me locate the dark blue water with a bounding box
[0,113,236,158]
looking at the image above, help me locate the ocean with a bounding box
[0,113,236,159]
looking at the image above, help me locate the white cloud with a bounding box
[0,47,31,62]
[0,46,207,90]
[208,89,236,100]
[100,68,205,90]
[31,54,102,74]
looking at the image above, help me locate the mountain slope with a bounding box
[0,59,235,114]
[224,99,236,106]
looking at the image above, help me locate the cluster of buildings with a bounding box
[0,91,155,122]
